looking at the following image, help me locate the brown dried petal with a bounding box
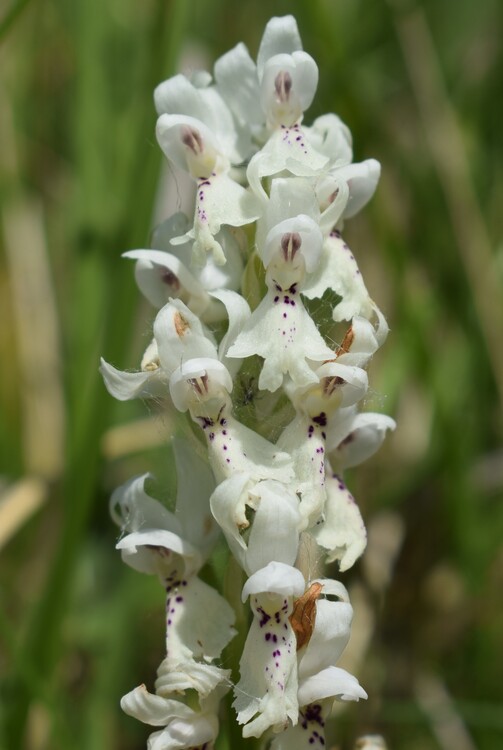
[289,581,323,650]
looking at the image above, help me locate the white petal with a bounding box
[256,177,320,251]
[245,480,302,573]
[318,178,350,234]
[333,316,379,369]
[121,681,223,750]
[214,42,262,125]
[121,685,194,726]
[311,577,350,601]
[303,231,374,322]
[305,113,353,166]
[328,411,396,466]
[154,73,238,159]
[269,703,330,750]
[116,529,200,576]
[315,159,380,229]
[196,83,250,163]
[298,666,367,706]
[210,288,251,374]
[210,476,301,575]
[313,361,369,408]
[172,438,218,558]
[178,173,260,266]
[257,15,302,77]
[110,474,181,536]
[99,357,166,401]
[203,412,293,486]
[313,472,367,571]
[339,158,381,219]
[147,713,217,750]
[151,216,244,304]
[151,212,192,252]
[154,73,251,170]
[162,576,236,666]
[277,414,327,529]
[298,597,352,680]
[155,659,230,700]
[192,173,260,233]
[155,73,208,119]
[242,562,305,601]
[124,249,210,316]
[196,229,244,296]
[209,472,252,569]
[372,301,389,346]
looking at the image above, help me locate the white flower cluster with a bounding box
[101,15,395,749]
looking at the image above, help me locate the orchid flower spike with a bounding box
[102,13,395,749]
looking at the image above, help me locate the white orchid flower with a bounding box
[227,215,334,392]
[99,299,213,403]
[279,361,369,529]
[100,290,244,402]
[318,158,381,224]
[111,449,235,698]
[214,15,327,200]
[271,580,367,749]
[156,113,260,265]
[233,561,305,738]
[244,47,327,201]
[327,405,397,467]
[154,70,253,164]
[123,212,244,323]
[169,356,292,486]
[121,682,228,750]
[215,15,307,133]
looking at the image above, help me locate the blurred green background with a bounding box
[1,0,502,748]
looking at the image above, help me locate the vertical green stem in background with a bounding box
[3,1,189,747]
